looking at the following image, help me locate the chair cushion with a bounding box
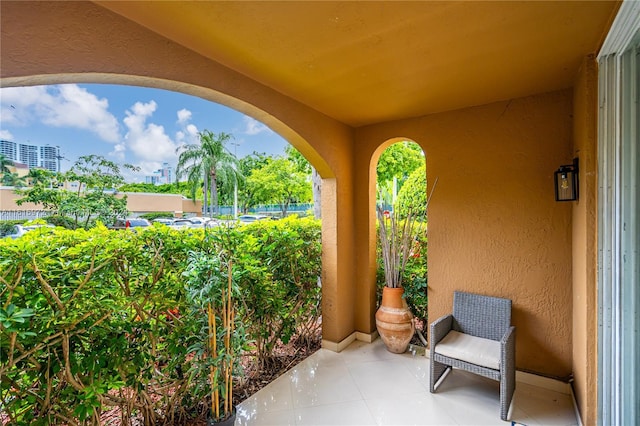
[434,330,500,370]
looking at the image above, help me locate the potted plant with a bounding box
[184,233,246,426]
[375,178,437,353]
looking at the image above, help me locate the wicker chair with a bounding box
[429,291,516,421]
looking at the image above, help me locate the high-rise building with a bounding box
[0,140,60,172]
[145,162,173,185]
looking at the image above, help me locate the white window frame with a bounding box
[597,2,640,425]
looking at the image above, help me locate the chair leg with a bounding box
[430,358,450,393]
[500,367,516,420]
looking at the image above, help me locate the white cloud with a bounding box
[186,124,198,137]
[177,108,192,124]
[123,101,179,163]
[109,143,127,161]
[0,129,14,140]
[242,115,271,135]
[174,114,199,148]
[0,85,120,143]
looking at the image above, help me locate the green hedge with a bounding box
[0,218,321,425]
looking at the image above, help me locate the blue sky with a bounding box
[0,84,289,181]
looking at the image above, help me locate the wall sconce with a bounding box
[554,158,579,201]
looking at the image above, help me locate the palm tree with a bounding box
[175,130,241,217]
[2,172,27,188]
[0,154,14,176]
[27,168,54,187]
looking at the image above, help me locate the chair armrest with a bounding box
[430,314,453,349]
[500,326,516,371]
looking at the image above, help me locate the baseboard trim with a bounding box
[515,371,571,395]
[321,332,356,352]
[322,330,381,352]
[569,381,584,426]
[355,330,378,343]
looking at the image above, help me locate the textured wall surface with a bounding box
[2,2,589,377]
[571,56,598,425]
[356,90,574,378]
[0,0,357,346]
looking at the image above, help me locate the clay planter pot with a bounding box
[375,286,415,353]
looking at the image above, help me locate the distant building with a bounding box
[145,162,173,185]
[0,140,60,172]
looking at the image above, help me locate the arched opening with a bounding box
[0,77,346,420]
[371,138,429,346]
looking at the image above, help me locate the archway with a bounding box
[369,138,429,339]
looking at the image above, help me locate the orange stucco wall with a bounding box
[2,1,594,382]
[355,90,574,378]
[0,0,356,346]
[571,56,598,425]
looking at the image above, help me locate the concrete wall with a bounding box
[571,56,599,425]
[355,89,574,378]
[0,188,202,216]
[0,187,40,211]
[120,192,201,216]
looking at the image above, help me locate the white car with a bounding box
[186,217,208,228]
[169,219,194,230]
[153,218,174,226]
[237,214,271,223]
[3,224,54,239]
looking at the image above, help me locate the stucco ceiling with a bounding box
[96,1,618,127]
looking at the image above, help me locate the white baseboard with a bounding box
[321,332,356,352]
[569,381,584,426]
[356,330,378,343]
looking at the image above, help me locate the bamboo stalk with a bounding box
[209,302,219,420]
[225,261,233,415]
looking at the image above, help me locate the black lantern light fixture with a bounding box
[554,158,579,202]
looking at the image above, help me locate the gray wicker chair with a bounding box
[429,291,516,421]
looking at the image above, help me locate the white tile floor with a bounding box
[236,339,578,426]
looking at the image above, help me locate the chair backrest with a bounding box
[452,291,512,341]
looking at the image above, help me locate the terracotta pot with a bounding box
[375,286,415,353]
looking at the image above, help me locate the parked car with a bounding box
[186,217,208,228]
[2,224,55,239]
[168,219,194,230]
[112,218,151,230]
[237,214,271,223]
[153,218,174,226]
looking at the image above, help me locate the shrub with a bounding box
[42,215,78,229]
[226,216,322,367]
[139,211,175,221]
[0,218,321,424]
[0,219,25,237]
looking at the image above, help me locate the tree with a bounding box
[119,181,195,198]
[286,145,322,218]
[376,141,424,206]
[396,165,427,220]
[2,172,26,187]
[246,157,312,216]
[26,168,55,187]
[0,154,14,175]
[237,152,270,213]
[285,145,311,174]
[17,155,137,229]
[176,130,241,217]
